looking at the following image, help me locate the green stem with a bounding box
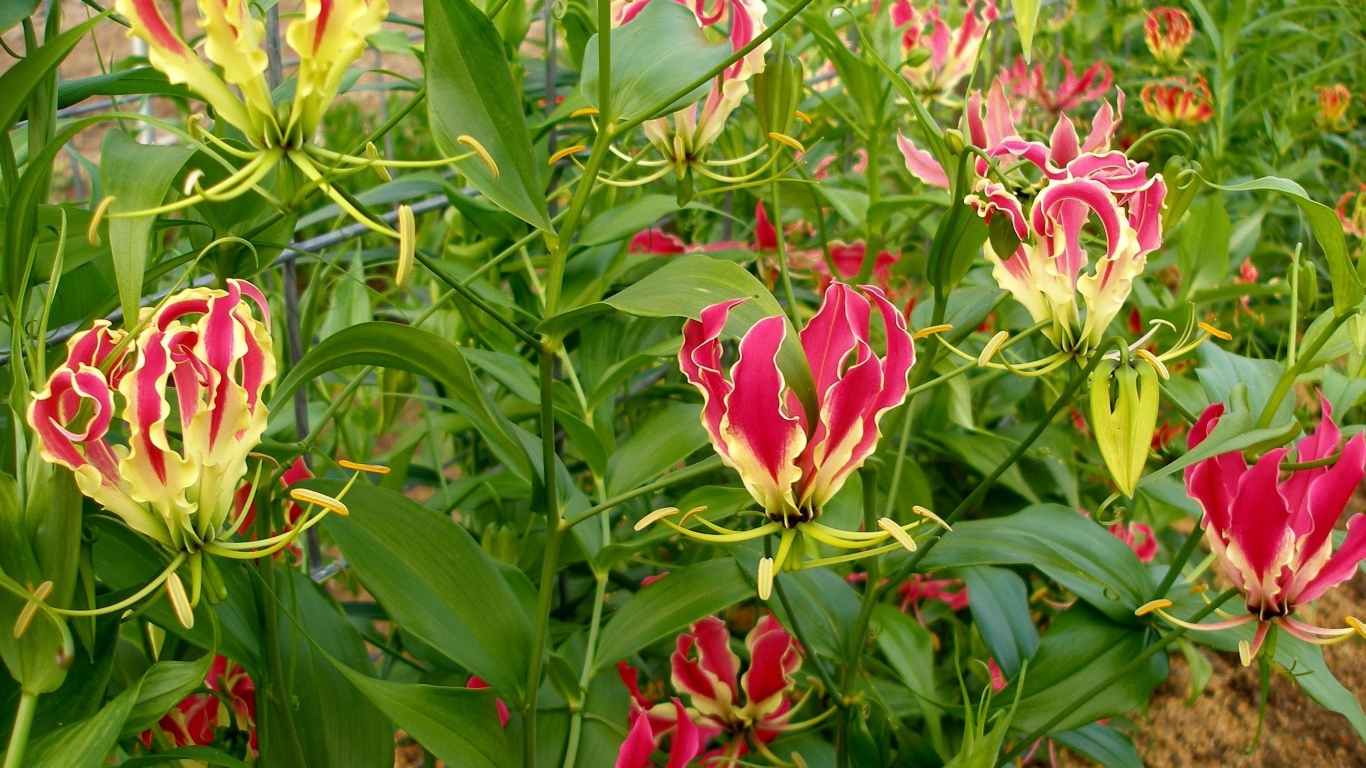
[415,249,545,350]
[560,560,609,768]
[768,542,842,706]
[348,86,426,157]
[3,691,37,768]
[1153,523,1205,599]
[559,456,723,531]
[836,465,882,768]
[1254,312,1353,430]
[545,129,614,318]
[999,588,1239,763]
[770,175,799,326]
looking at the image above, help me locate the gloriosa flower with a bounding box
[1144,6,1193,68]
[1141,77,1214,128]
[1317,84,1353,129]
[999,56,1112,120]
[30,280,275,552]
[1338,182,1366,239]
[892,0,997,102]
[143,654,257,755]
[615,616,806,767]
[1161,398,1366,663]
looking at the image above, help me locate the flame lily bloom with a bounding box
[1108,521,1158,563]
[1162,398,1366,663]
[1000,56,1112,119]
[641,283,930,596]
[1338,183,1366,239]
[1141,77,1214,127]
[891,0,998,102]
[615,616,808,766]
[1317,84,1353,129]
[1144,7,1193,68]
[144,654,257,754]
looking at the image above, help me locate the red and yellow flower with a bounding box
[892,0,998,102]
[1144,7,1194,68]
[1317,84,1353,129]
[1141,77,1214,128]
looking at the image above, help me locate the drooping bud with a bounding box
[1089,359,1160,497]
[1144,7,1193,68]
[754,37,804,140]
[1160,156,1202,231]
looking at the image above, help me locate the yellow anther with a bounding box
[1347,616,1366,639]
[339,459,390,475]
[912,505,951,531]
[570,107,600,118]
[679,505,708,524]
[181,168,205,196]
[1188,583,1209,595]
[1134,348,1170,380]
[366,143,393,182]
[912,324,953,340]
[757,557,775,600]
[88,196,116,246]
[768,132,806,153]
[396,204,416,287]
[290,488,350,517]
[457,135,499,179]
[13,581,53,639]
[1237,639,1253,667]
[794,110,812,124]
[978,330,1009,366]
[878,518,918,552]
[1198,321,1232,341]
[635,506,680,531]
[1135,598,1173,616]
[548,145,587,165]
[167,573,195,630]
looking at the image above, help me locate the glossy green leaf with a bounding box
[24,680,139,768]
[1177,196,1232,300]
[604,404,706,496]
[1052,724,1143,768]
[119,747,253,768]
[99,129,195,323]
[1012,0,1041,61]
[767,567,862,659]
[874,605,944,736]
[0,0,39,34]
[271,322,532,482]
[53,67,189,110]
[579,194,680,248]
[0,12,106,132]
[316,481,535,705]
[595,558,752,670]
[580,0,729,121]
[425,0,552,231]
[959,566,1038,677]
[122,654,215,735]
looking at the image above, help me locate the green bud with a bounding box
[675,171,694,207]
[754,36,804,140]
[987,212,1023,259]
[944,128,966,155]
[481,524,520,565]
[1298,260,1318,313]
[1089,360,1161,498]
[1160,157,1202,231]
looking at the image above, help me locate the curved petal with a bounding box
[1226,448,1294,609]
[286,0,389,136]
[615,706,659,768]
[897,132,949,190]
[680,298,747,465]
[1297,513,1366,605]
[671,617,740,720]
[740,615,801,720]
[664,698,700,768]
[196,0,274,126]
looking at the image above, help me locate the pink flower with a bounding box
[467,675,510,728]
[986,658,1008,693]
[28,279,275,552]
[144,655,257,753]
[1183,396,1366,660]
[1144,7,1194,68]
[899,573,969,620]
[892,0,997,100]
[1141,77,1214,127]
[680,283,914,524]
[630,229,688,254]
[1338,183,1366,238]
[1000,56,1112,118]
[614,616,802,767]
[1108,521,1158,563]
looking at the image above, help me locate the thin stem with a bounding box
[1255,312,1353,429]
[768,546,843,707]
[559,455,723,530]
[347,86,426,157]
[3,692,37,768]
[770,177,799,327]
[525,346,565,766]
[415,249,545,350]
[836,465,882,768]
[999,588,1239,763]
[545,129,614,317]
[1153,523,1206,599]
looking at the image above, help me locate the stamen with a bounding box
[1134,348,1170,379]
[167,573,195,629]
[912,505,951,531]
[768,133,806,153]
[290,488,350,516]
[1189,583,1209,595]
[757,557,775,600]
[1198,321,1232,341]
[396,204,416,286]
[1348,616,1366,639]
[978,331,1010,366]
[548,145,587,165]
[13,581,53,639]
[339,459,391,475]
[457,135,500,179]
[366,143,393,182]
[913,324,954,340]
[88,196,116,246]
[794,110,812,124]
[635,506,680,531]
[182,168,205,196]
[678,505,708,524]
[1135,599,1173,616]
[570,107,599,118]
[792,752,810,768]
[1237,639,1252,667]
[878,517,918,552]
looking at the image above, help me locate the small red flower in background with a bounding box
[1108,521,1158,563]
[1000,56,1112,119]
[1142,77,1214,127]
[1338,183,1366,238]
[1317,84,1352,129]
[986,658,1008,693]
[899,573,970,621]
[231,457,313,561]
[1144,7,1193,68]
[144,655,257,754]
[629,229,688,254]
[1151,420,1187,452]
[467,675,510,728]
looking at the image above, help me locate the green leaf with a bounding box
[1012,0,1042,61]
[122,654,215,735]
[1201,176,1363,316]
[918,504,1150,622]
[995,604,1166,734]
[24,680,139,768]
[1052,724,1143,768]
[0,12,106,132]
[271,322,532,482]
[579,194,680,247]
[99,130,196,323]
[119,747,253,768]
[595,558,752,670]
[424,0,552,231]
[1176,195,1232,300]
[580,0,730,121]
[604,404,706,496]
[958,566,1038,677]
[767,567,861,659]
[873,605,944,736]
[316,481,535,705]
[0,0,39,34]
[53,67,190,110]
[1138,384,1300,489]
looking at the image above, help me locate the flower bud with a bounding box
[1160,156,1202,231]
[754,37,804,140]
[1089,360,1160,498]
[1144,7,1193,68]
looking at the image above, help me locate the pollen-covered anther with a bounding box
[1198,321,1232,341]
[912,505,951,531]
[1188,583,1209,595]
[1348,616,1366,639]
[396,204,416,286]
[768,132,806,153]
[794,110,812,124]
[13,581,54,639]
[365,143,393,182]
[635,506,681,531]
[978,331,1010,366]
[1237,639,1253,667]
[167,573,195,629]
[1135,348,1170,380]
[757,556,776,600]
[1135,598,1173,616]
[457,135,499,179]
[339,459,390,475]
[679,506,708,525]
[181,168,205,196]
[88,196,116,246]
[548,145,587,165]
[290,488,350,517]
[912,324,954,340]
[570,107,599,118]
[878,518,918,552]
